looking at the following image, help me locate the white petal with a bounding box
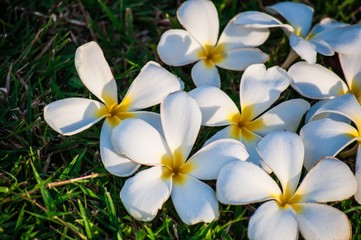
[218,15,270,49]
[234,11,293,32]
[111,118,170,165]
[74,41,117,105]
[289,61,348,99]
[309,18,349,36]
[290,35,317,64]
[191,60,220,87]
[44,98,105,135]
[177,0,219,46]
[171,175,219,225]
[248,201,298,240]
[266,2,314,37]
[216,48,268,71]
[189,85,239,126]
[318,24,361,54]
[217,161,281,205]
[240,64,290,120]
[305,99,351,123]
[187,139,249,180]
[204,125,267,169]
[309,38,334,56]
[251,99,310,136]
[161,91,201,160]
[300,118,358,170]
[339,52,361,89]
[157,29,202,66]
[354,145,361,203]
[297,203,352,240]
[123,61,183,111]
[100,120,140,176]
[295,157,356,203]
[311,94,361,129]
[120,167,171,221]
[133,111,163,135]
[256,131,304,196]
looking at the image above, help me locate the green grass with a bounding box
[1,0,361,239]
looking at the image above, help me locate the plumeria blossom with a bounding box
[111,91,249,224]
[190,64,310,169]
[300,93,361,203]
[234,1,361,66]
[288,52,361,122]
[44,41,183,177]
[157,0,269,87]
[217,131,356,240]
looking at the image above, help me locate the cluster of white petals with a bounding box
[43,0,361,237]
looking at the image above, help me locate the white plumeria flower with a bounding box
[300,93,361,203]
[157,0,269,87]
[217,131,356,240]
[44,41,183,177]
[190,64,310,169]
[235,2,361,66]
[288,52,361,122]
[111,91,249,224]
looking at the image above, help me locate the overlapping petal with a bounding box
[233,11,293,32]
[295,157,356,203]
[191,60,220,87]
[100,120,140,176]
[251,99,310,136]
[44,98,105,135]
[177,0,219,46]
[111,118,170,166]
[189,85,239,126]
[289,62,348,99]
[256,131,304,196]
[171,175,219,225]
[339,52,361,88]
[300,118,358,170]
[318,24,361,54]
[248,201,298,240]
[157,29,202,66]
[240,64,290,120]
[123,61,183,111]
[187,139,249,180]
[161,91,201,159]
[289,35,317,63]
[311,94,361,129]
[218,16,270,49]
[297,203,352,240]
[74,41,117,105]
[266,2,313,37]
[217,161,281,205]
[120,167,172,221]
[216,48,268,71]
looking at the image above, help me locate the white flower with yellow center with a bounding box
[44,41,183,177]
[217,131,356,240]
[235,2,361,66]
[111,91,249,224]
[301,93,361,203]
[157,0,269,87]
[190,64,310,169]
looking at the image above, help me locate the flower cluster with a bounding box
[44,0,361,239]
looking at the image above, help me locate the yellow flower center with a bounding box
[273,188,304,213]
[161,148,194,185]
[349,80,361,104]
[96,96,135,127]
[228,106,264,141]
[198,43,225,68]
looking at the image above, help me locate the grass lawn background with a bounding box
[1,0,361,239]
